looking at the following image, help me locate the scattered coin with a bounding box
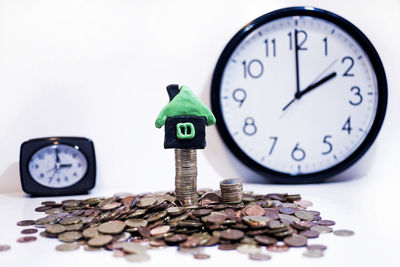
[55,243,80,251]
[295,210,314,221]
[17,236,37,243]
[267,242,289,252]
[0,245,11,252]
[249,253,272,261]
[58,231,82,243]
[220,229,244,240]
[125,218,148,228]
[122,242,148,254]
[193,253,210,259]
[318,220,336,226]
[46,224,66,234]
[284,234,308,247]
[218,243,238,250]
[17,220,35,226]
[303,249,324,258]
[311,225,333,234]
[88,235,113,247]
[307,244,327,251]
[300,230,319,238]
[254,235,277,245]
[21,228,38,235]
[333,229,354,237]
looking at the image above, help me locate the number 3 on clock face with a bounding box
[211,7,387,183]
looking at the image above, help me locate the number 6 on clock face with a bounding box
[211,7,387,183]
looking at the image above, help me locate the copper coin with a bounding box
[17,220,35,226]
[203,236,219,247]
[138,226,151,239]
[0,245,11,252]
[35,206,52,212]
[218,243,238,250]
[17,236,37,243]
[21,228,38,235]
[192,209,212,217]
[193,253,210,259]
[318,220,336,226]
[150,225,170,236]
[283,235,307,247]
[41,201,56,206]
[164,234,188,243]
[300,230,319,238]
[264,211,279,220]
[244,205,265,216]
[254,235,277,245]
[206,214,226,224]
[292,221,315,230]
[220,229,244,240]
[307,244,327,251]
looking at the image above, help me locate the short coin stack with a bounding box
[15,190,354,262]
[175,149,197,205]
[220,178,243,204]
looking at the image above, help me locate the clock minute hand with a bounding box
[296,72,337,99]
[294,29,301,95]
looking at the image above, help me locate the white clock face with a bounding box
[220,15,379,176]
[28,144,88,188]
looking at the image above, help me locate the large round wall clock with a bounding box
[211,7,387,183]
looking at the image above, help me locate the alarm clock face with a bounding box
[211,7,387,182]
[28,144,88,188]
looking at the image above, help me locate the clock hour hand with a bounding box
[294,29,301,95]
[282,72,337,111]
[55,148,60,164]
[60,164,72,168]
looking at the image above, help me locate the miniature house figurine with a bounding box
[155,84,216,149]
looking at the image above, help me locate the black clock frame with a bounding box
[20,137,96,196]
[211,7,388,183]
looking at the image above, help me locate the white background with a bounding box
[0,0,399,266]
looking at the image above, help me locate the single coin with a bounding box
[220,229,244,240]
[278,214,300,223]
[318,220,336,226]
[83,227,99,239]
[122,242,148,254]
[203,236,219,247]
[218,243,238,250]
[17,220,35,226]
[267,243,289,252]
[294,200,313,208]
[55,243,80,251]
[249,253,272,261]
[307,244,327,251]
[136,197,157,208]
[244,205,265,216]
[65,223,84,231]
[35,206,52,212]
[333,229,354,237]
[193,253,210,259]
[254,235,277,245]
[236,244,261,254]
[125,218,148,228]
[21,228,38,234]
[100,202,121,210]
[98,220,126,234]
[206,214,226,224]
[303,249,324,258]
[84,244,101,251]
[0,245,11,252]
[192,209,212,217]
[300,230,319,238]
[58,231,83,243]
[87,235,113,247]
[59,216,82,226]
[292,221,315,230]
[46,224,66,234]
[294,210,314,221]
[150,225,170,236]
[279,207,296,215]
[150,239,166,247]
[41,201,56,206]
[284,234,307,247]
[167,207,185,216]
[125,253,150,262]
[311,225,333,234]
[164,234,188,243]
[17,236,37,243]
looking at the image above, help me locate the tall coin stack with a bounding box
[175,149,198,205]
[220,178,243,204]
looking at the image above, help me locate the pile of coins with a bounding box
[220,178,243,204]
[12,189,354,261]
[175,149,197,205]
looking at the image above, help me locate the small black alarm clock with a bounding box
[20,137,96,196]
[211,7,387,183]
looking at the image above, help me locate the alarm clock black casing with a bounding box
[20,137,96,196]
[211,7,388,183]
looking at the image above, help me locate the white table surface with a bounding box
[1,175,398,267]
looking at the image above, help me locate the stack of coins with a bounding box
[220,178,243,204]
[175,149,197,205]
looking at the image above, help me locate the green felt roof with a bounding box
[155,85,216,128]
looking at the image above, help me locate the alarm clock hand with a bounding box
[55,148,60,164]
[296,72,337,98]
[294,29,301,95]
[282,72,337,111]
[60,164,72,168]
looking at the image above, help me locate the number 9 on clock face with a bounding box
[211,7,387,183]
